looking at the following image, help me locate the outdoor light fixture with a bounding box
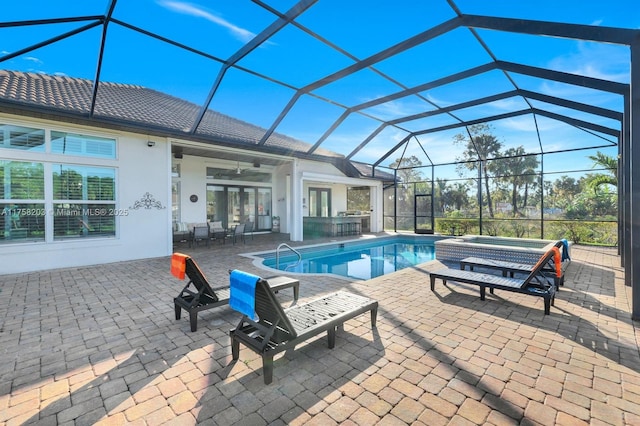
[147,141,155,147]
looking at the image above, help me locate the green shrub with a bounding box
[433,218,617,246]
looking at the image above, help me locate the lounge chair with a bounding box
[429,248,557,315]
[229,272,378,384]
[171,253,299,332]
[460,242,567,288]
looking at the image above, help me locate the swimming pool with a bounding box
[249,236,438,280]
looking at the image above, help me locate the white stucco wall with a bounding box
[173,155,208,224]
[0,115,172,274]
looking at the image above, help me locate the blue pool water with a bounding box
[261,237,435,280]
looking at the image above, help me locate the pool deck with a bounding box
[1,232,639,425]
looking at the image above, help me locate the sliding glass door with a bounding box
[207,184,272,231]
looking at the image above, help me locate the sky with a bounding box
[1,0,638,179]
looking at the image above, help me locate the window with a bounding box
[172,181,181,223]
[0,124,119,243]
[0,161,45,243]
[172,161,181,223]
[53,165,116,239]
[0,124,45,152]
[51,131,116,158]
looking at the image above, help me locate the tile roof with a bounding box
[0,70,341,158]
[350,161,396,181]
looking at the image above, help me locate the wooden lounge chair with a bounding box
[429,248,557,315]
[229,275,378,384]
[460,243,567,288]
[171,253,299,332]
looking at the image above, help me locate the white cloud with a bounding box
[364,97,435,120]
[157,1,255,43]
[546,41,629,83]
[23,56,43,65]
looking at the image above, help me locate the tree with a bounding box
[445,182,470,211]
[434,178,448,215]
[389,155,424,184]
[454,124,502,218]
[585,151,617,193]
[493,147,540,217]
[552,176,581,209]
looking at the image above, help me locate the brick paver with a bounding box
[1,233,639,424]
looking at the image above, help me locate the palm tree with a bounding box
[586,151,617,192]
[454,124,502,218]
[495,147,540,217]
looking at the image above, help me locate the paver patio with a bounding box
[1,233,639,425]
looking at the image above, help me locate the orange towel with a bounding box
[171,253,189,280]
[551,247,562,277]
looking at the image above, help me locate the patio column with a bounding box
[290,159,303,241]
[631,40,640,320]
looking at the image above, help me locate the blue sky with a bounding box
[1,0,637,178]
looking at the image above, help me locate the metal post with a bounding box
[431,166,435,232]
[630,41,640,320]
[622,95,631,274]
[394,169,398,233]
[540,154,544,239]
[478,162,483,235]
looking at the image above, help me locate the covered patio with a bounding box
[0,233,637,424]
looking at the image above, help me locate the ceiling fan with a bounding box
[232,160,260,175]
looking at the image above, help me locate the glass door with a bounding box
[415,193,434,234]
[309,187,331,217]
[206,185,225,223]
[257,187,272,230]
[243,188,256,224]
[227,187,240,226]
[206,184,273,230]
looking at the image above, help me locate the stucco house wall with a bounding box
[0,114,172,274]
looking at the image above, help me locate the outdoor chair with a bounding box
[172,221,190,245]
[190,224,210,248]
[459,241,568,288]
[209,220,226,243]
[243,220,254,241]
[171,253,299,332]
[227,223,245,244]
[429,247,557,315]
[229,270,378,384]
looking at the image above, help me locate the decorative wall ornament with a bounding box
[130,192,166,210]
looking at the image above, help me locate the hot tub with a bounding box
[434,235,570,264]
